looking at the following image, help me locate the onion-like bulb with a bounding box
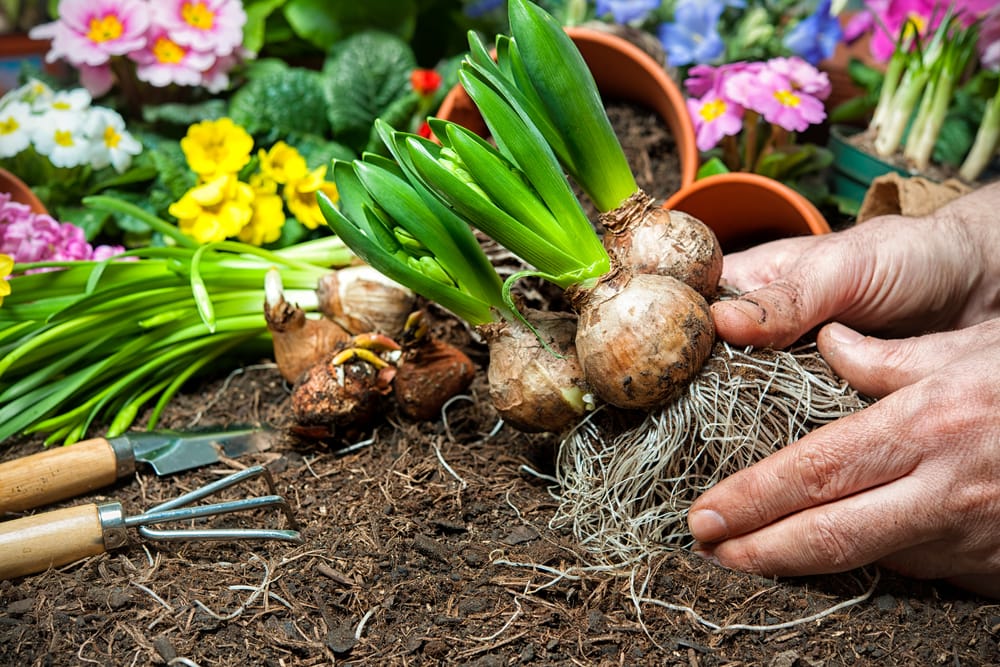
[479,308,596,433]
[571,268,714,410]
[317,265,416,336]
[265,269,351,384]
[394,338,476,421]
[601,191,722,298]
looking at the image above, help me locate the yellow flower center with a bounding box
[0,117,19,134]
[87,15,124,43]
[182,2,215,30]
[902,12,927,41]
[774,89,801,108]
[53,101,71,110]
[54,129,75,147]
[153,36,186,64]
[699,99,727,122]
[103,126,122,149]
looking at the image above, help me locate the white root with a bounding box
[548,341,872,563]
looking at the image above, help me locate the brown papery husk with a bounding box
[479,308,595,434]
[265,295,351,384]
[290,350,395,439]
[394,338,476,421]
[570,268,714,410]
[317,265,416,337]
[602,190,723,299]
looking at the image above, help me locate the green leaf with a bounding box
[286,0,417,47]
[242,0,287,54]
[229,65,330,137]
[696,157,731,179]
[506,0,636,211]
[323,31,417,152]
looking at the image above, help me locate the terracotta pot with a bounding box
[435,26,699,193]
[0,167,47,215]
[662,172,831,253]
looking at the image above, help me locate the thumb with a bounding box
[711,277,832,349]
[817,321,995,397]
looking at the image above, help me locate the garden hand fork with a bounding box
[0,465,301,580]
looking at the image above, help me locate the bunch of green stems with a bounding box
[0,196,353,445]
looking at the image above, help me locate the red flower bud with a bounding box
[417,121,433,139]
[410,68,442,96]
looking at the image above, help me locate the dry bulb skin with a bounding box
[290,343,396,439]
[264,277,351,384]
[571,269,715,410]
[394,338,476,421]
[601,191,723,299]
[480,308,596,433]
[317,265,416,337]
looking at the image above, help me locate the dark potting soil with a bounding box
[1,104,997,667]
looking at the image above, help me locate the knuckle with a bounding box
[802,513,856,570]
[794,448,844,505]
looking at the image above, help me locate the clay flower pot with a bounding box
[435,26,699,193]
[662,172,831,252]
[0,167,47,215]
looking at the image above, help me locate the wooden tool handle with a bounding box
[0,504,107,580]
[0,438,120,513]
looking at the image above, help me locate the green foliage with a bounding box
[323,31,418,152]
[228,62,330,136]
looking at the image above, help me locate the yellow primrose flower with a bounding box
[238,173,286,246]
[169,174,255,244]
[258,141,307,185]
[180,117,254,179]
[285,164,339,230]
[0,253,12,306]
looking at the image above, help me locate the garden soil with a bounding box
[2,105,998,667]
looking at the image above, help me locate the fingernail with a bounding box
[826,322,863,345]
[688,509,729,543]
[731,298,766,324]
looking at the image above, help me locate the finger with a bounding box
[687,397,922,544]
[694,476,935,577]
[817,320,1000,398]
[719,236,816,292]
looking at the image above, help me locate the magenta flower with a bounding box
[684,62,764,98]
[766,56,832,100]
[151,0,246,57]
[29,0,151,68]
[130,25,217,88]
[726,65,826,133]
[0,193,125,266]
[687,94,744,151]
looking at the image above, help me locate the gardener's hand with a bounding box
[691,183,1000,597]
[688,318,1000,597]
[710,182,1000,348]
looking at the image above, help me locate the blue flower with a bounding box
[782,0,844,65]
[464,0,504,19]
[657,0,726,67]
[594,0,661,24]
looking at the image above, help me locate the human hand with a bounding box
[711,183,1000,348]
[687,316,1000,597]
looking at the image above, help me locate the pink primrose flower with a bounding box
[684,61,765,98]
[687,94,744,152]
[29,0,151,68]
[766,56,832,100]
[0,194,126,266]
[151,0,246,57]
[726,65,826,133]
[130,24,217,88]
[77,63,116,97]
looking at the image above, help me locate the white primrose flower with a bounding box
[0,101,33,158]
[45,87,93,115]
[0,78,54,112]
[85,107,142,172]
[31,110,90,168]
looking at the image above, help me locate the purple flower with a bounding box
[595,0,660,24]
[725,64,826,133]
[657,0,726,67]
[0,193,125,266]
[783,0,844,65]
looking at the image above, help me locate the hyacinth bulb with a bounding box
[480,308,596,433]
[394,338,476,421]
[317,264,416,336]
